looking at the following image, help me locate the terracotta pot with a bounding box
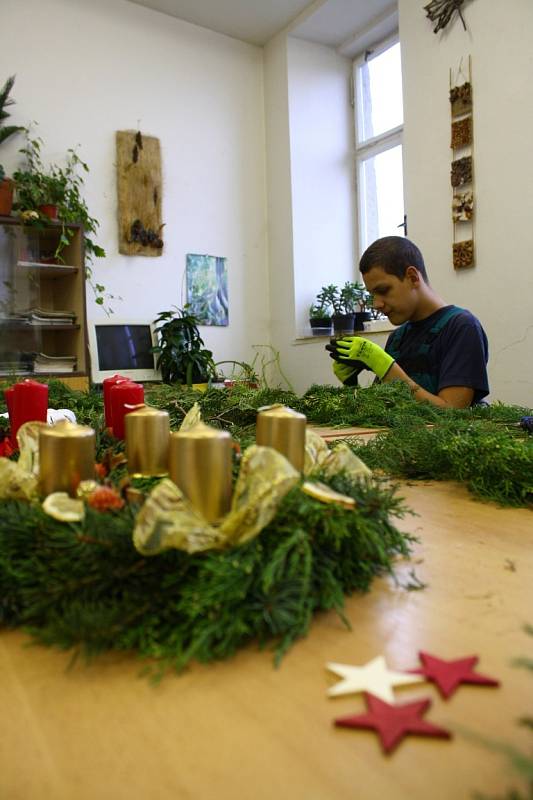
[38,204,58,220]
[0,179,15,216]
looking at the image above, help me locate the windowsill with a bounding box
[294,319,396,343]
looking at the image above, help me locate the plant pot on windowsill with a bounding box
[309,317,332,336]
[0,179,15,216]
[332,313,355,335]
[354,311,371,331]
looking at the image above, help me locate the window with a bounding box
[354,38,405,256]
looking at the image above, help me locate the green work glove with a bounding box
[332,360,359,386]
[335,336,394,380]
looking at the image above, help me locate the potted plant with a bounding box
[215,359,259,389]
[318,281,357,335]
[308,286,333,335]
[330,281,373,333]
[0,75,25,216]
[151,306,217,387]
[12,130,108,306]
[350,282,373,331]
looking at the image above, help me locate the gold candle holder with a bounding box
[168,422,232,524]
[125,405,170,477]
[256,405,306,471]
[39,420,96,497]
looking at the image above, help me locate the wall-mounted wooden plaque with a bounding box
[116,130,163,257]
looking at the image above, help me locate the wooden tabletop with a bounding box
[1,480,532,800]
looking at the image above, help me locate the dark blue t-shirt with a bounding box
[385,305,489,404]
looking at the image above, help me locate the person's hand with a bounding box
[334,336,394,380]
[332,360,359,385]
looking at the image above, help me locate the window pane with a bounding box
[358,144,404,254]
[358,42,403,143]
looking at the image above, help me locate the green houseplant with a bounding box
[12,130,109,307]
[0,75,25,216]
[308,286,334,335]
[152,306,217,386]
[312,281,373,334]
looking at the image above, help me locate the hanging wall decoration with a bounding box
[451,117,472,149]
[453,239,474,269]
[450,82,472,117]
[116,130,164,257]
[452,191,473,222]
[450,155,472,187]
[186,254,229,326]
[450,57,475,270]
[424,0,471,34]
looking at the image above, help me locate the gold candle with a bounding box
[125,405,170,477]
[256,405,306,471]
[168,422,232,523]
[39,420,96,497]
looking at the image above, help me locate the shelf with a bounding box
[0,322,80,331]
[17,261,79,277]
[0,370,84,378]
[1,220,88,383]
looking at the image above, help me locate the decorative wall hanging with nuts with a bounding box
[450,57,475,270]
[116,130,164,257]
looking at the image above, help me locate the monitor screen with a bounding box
[88,321,160,383]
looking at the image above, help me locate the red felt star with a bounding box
[411,652,500,699]
[334,693,451,754]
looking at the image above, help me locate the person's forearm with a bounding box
[381,363,454,408]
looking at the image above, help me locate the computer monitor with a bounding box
[88,320,161,384]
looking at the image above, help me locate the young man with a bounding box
[326,236,489,408]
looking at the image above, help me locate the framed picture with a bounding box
[186,253,229,326]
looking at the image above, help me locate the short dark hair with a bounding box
[359,236,429,283]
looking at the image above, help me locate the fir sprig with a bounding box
[1,379,532,507]
[0,475,411,675]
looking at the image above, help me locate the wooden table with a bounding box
[1,480,532,800]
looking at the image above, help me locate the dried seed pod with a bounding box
[452,191,474,222]
[451,116,472,149]
[450,82,472,116]
[453,239,474,269]
[451,156,473,187]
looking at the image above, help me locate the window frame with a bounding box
[353,33,405,257]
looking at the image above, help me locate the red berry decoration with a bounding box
[87,486,125,512]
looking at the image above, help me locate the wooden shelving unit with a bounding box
[0,217,90,390]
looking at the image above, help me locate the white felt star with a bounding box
[326,656,424,702]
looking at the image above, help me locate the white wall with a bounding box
[399,0,533,405]
[264,34,358,393]
[288,37,356,336]
[1,0,270,376]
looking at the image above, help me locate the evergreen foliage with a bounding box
[1,379,532,507]
[0,474,412,675]
[0,377,531,673]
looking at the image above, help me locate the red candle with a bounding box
[4,386,15,445]
[102,374,127,429]
[110,381,144,439]
[11,380,49,444]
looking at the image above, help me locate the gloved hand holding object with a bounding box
[327,336,395,380]
[332,360,359,386]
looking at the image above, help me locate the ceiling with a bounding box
[125,0,397,49]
